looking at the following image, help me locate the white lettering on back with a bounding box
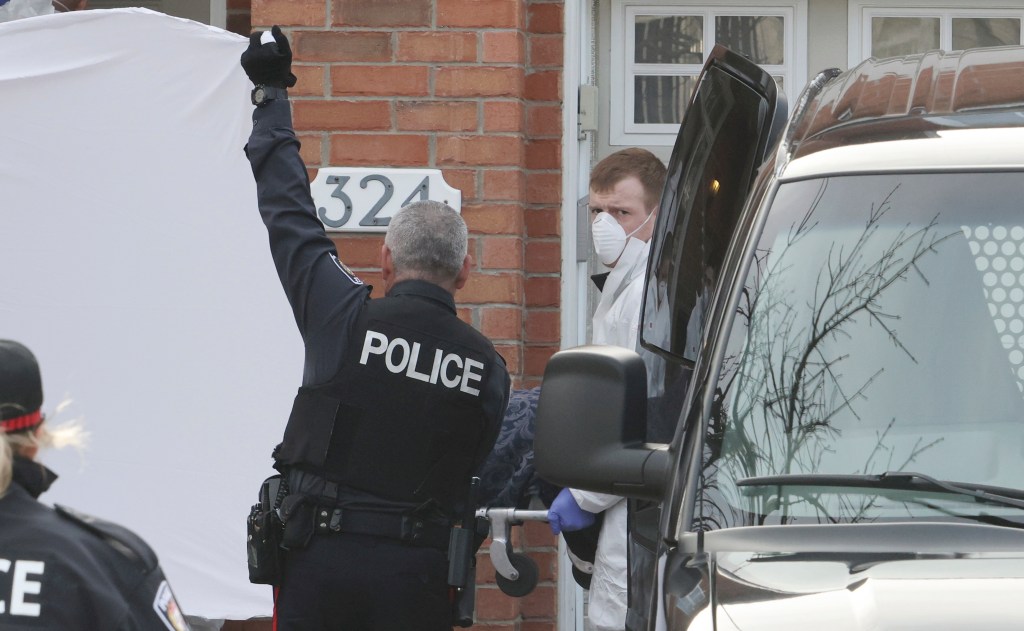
[385,337,411,373]
[9,560,43,617]
[461,359,484,396]
[359,330,389,365]
[359,330,484,396]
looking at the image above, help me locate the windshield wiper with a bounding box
[736,471,1024,511]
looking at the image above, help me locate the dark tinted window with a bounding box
[641,66,768,364]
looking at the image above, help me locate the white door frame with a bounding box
[559,0,593,628]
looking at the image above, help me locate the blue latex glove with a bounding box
[548,488,596,535]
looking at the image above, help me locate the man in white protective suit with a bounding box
[547,148,667,631]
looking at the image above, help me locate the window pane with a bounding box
[871,16,940,57]
[715,15,785,64]
[635,15,703,64]
[953,17,1021,50]
[634,75,696,124]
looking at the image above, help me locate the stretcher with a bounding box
[474,507,549,597]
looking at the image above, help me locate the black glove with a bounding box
[240,25,297,89]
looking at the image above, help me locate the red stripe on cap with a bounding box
[1,410,42,433]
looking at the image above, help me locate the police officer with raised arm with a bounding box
[0,340,190,631]
[240,27,511,631]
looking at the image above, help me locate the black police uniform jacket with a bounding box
[246,99,511,518]
[0,457,189,630]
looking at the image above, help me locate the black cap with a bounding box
[0,340,44,433]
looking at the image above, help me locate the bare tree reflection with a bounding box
[697,182,954,529]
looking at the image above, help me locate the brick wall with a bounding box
[233,1,566,629]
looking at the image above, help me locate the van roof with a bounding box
[781,45,1024,176]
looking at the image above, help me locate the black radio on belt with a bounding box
[247,474,286,585]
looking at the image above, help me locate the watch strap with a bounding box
[252,85,289,106]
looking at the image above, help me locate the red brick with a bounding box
[522,520,559,548]
[330,235,384,268]
[525,70,561,101]
[297,133,323,166]
[251,0,325,26]
[483,31,526,64]
[438,136,523,167]
[225,12,251,36]
[331,66,428,97]
[526,139,560,170]
[481,306,523,339]
[292,64,326,97]
[484,101,525,133]
[438,0,523,28]
[462,203,525,235]
[329,134,430,166]
[293,100,390,131]
[525,309,559,343]
[436,67,524,98]
[398,32,478,63]
[459,273,521,304]
[521,622,558,631]
[526,172,561,205]
[475,585,521,620]
[527,104,562,136]
[475,550,498,585]
[521,584,557,619]
[333,0,431,27]
[525,240,560,273]
[525,344,559,377]
[528,3,563,34]
[525,207,560,238]
[359,270,386,297]
[526,550,558,583]
[483,169,525,201]
[456,306,474,326]
[397,101,477,132]
[293,31,391,63]
[481,236,523,269]
[520,376,543,389]
[530,34,563,67]
[227,0,248,10]
[442,169,478,201]
[494,343,522,375]
[525,276,559,307]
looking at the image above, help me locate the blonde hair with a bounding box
[0,434,11,496]
[0,399,88,498]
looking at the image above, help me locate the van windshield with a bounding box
[699,171,1024,530]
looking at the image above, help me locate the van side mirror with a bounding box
[534,346,670,501]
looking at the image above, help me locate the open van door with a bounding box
[630,45,787,631]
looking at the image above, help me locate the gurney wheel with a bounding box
[496,552,539,597]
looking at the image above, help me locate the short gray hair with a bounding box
[384,200,468,284]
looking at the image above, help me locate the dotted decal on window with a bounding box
[962,225,1024,392]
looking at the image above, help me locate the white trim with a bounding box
[609,0,806,146]
[849,1,1024,67]
[210,0,226,29]
[562,0,584,354]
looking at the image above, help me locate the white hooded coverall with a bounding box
[571,236,650,631]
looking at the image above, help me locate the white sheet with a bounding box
[0,8,302,618]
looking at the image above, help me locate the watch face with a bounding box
[254,87,266,104]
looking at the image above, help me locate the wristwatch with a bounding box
[251,85,288,107]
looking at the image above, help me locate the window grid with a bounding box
[850,2,1024,66]
[612,1,805,146]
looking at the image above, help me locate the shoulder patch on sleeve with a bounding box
[153,580,191,631]
[54,504,158,571]
[330,253,364,285]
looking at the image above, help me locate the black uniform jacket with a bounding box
[245,100,511,514]
[0,457,189,630]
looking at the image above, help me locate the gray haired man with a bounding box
[241,26,511,631]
